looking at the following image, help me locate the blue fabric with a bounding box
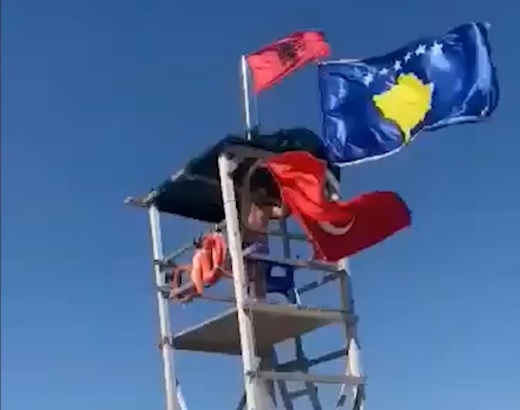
[266,267,294,297]
[243,241,295,296]
[318,22,500,165]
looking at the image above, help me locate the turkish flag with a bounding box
[264,152,411,262]
[246,31,331,93]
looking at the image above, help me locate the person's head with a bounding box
[249,168,279,206]
[250,186,269,206]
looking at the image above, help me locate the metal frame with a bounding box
[129,144,366,410]
[218,152,270,409]
[336,259,365,410]
[148,206,187,410]
[216,146,365,410]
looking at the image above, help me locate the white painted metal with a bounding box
[336,262,365,410]
[148,205,180,410]
[240,55,253,140]
[218,152,267,410]
[136,146,366,410]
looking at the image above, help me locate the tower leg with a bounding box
[336,261,365,410]
[148,205,180,410]
[176,380,189,410]
[328,180,365,410]
[218,153,267,410]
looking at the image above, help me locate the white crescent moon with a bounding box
[318,217,355,236]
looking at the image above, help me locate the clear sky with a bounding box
[2,0,519,409]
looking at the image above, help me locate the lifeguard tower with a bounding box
[125,128,366,410]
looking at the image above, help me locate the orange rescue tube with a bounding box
[170,232,228,302]
[191,232,227,294]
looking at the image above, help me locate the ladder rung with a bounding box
[287,387,317,400]
[297,271,344,294]
[154,259,176,268]
[251,370,364,385]
[277,348,349,371]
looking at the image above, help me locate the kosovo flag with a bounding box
[318,22,499,165]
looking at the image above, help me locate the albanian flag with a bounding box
[246,31,331,93]
[264,151,411,262]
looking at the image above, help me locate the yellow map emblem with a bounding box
[372,73,433,144]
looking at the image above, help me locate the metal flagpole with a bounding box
[240,55,259,141]
[238,54,276,410]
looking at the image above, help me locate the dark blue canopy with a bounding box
[149,128,339,223]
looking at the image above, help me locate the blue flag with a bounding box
[318,22,499,165]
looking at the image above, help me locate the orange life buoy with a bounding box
[170,233,227,301]
[191,233,227,294]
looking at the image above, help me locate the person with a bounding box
[241,169,288,298]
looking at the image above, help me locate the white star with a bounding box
[393,60,402,71]
[379,67,389,75]
[337,78,347,99]
[415,44,426,55]
[430,42,443,55]
[363,72,374,85]
[404,52,412,62]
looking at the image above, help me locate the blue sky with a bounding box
[2,0,520,409]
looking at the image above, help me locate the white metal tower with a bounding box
[125,137,366,410]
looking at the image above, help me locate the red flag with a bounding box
[246,31,331,93]
[264,152,411,262]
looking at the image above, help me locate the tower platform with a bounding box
[172,302,357,356]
